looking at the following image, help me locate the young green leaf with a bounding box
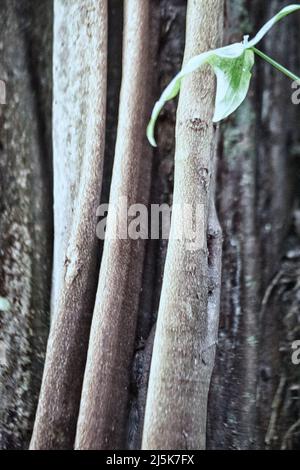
[247,4,300,48]
[147,44,245,146]
[146,50,214,147]
[210,49,254,122]
[147,3,300,147]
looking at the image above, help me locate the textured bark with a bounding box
[75,0,152,450]
[2,0,300,451]
[256,0,300,449]
[30,0,107,449]
[0,0,52,449]
[142,0,224,450]
[207,0,300,450]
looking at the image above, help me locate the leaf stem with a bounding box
[252,46,300,82]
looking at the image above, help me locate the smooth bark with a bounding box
[30,0,107,449]
[142,0,224,450]
[75,0,152,449]
[126,0,187,449]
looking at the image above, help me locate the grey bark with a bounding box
[207,0,300,450]
[75,0,152,449]
[2,0,300,451]
[0,0,53,449]
[126,0,187,449]
[142,0,224,450]
[30,0,107,449]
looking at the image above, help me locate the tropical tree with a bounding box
[0,0,300,450]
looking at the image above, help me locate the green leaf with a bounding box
[146,3,300,147]
[247,4,300,48]
[146,50,214,146]
[210,49,254,122]
[147,44,245,146]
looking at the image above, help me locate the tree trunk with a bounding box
[126,0,187,449]
[2,0,300,451]
[75,0,152,450]
[207,0,300,450]
[0,0,52,449]
[142,0,224,450]
[30,0,107,449]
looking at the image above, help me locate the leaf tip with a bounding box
[212,113,223,124]
[146,121,157,147]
